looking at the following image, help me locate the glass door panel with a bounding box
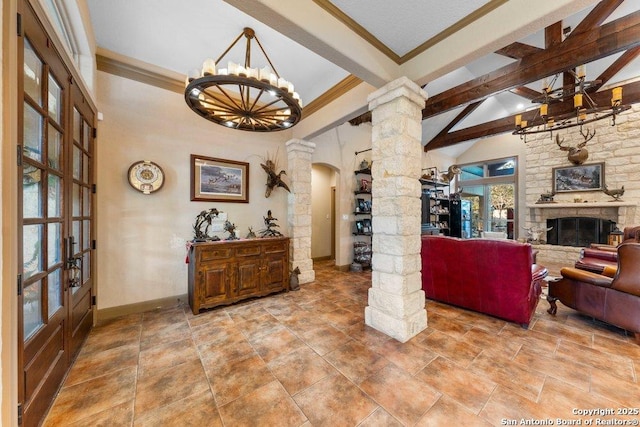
[460,185,483,238]
[488,184,515,238]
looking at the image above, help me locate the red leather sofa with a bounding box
[421,235,548,327]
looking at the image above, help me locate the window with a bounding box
[457,157,517,239]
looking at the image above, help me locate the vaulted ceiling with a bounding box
[86,0,640,155]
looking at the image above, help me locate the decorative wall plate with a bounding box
[127,160,165,194]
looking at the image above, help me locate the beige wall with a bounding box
[95,71,290,310]
[311,164,334,259]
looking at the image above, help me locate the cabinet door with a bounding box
[198,262,233,306]
[236,258,262,296]
[262,253,287,292]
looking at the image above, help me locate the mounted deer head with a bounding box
[556,131,593,165]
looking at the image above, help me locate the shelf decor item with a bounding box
[191,154,249,202]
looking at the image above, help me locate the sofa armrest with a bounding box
[589,244,617,252]
[560,267,614,288]
[532,264,548,282]
[580,248,618,261]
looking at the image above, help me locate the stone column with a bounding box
[286,139,316,284]
[365,77,428,342]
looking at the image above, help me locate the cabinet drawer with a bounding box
[235,245,261,257]
[263,243,286,254]
[199,248,232,261]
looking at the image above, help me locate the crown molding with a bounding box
[302,74,363,118]
[96,47,185,94]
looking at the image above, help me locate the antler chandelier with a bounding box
[184,27,302,132]
[513,65,630,142]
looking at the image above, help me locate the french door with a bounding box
[18,2,96,426]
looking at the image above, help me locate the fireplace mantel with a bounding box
[526,201,635,209]
[527,201,636,227]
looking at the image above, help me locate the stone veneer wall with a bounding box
[525,104,640,264]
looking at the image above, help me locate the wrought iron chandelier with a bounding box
[184,27,302,132]
[513,65,630,142]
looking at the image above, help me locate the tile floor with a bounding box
[43,261,640,426]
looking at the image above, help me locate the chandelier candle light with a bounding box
[513,65,630,142]
[184,27,302,132]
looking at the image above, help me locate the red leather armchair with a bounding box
[548,243,640,344]
[421,235,548,327]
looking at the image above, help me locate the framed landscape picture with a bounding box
[552,162,604,193]
[191,154,249,202]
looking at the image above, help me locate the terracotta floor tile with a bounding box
[293,373,379,426]
[513,345,591,391]
[191,322,242,347]
[556,339,635,381]
[205,353,275,406]
[139,322,191,350]
[138,338,199,378]
[415,356,496,414]
[133,390,222,427]
[343,322,394,347]
[225,301,270,322]
[187,307,235,329]
[592,333,640,363]
[95,312,143,330]
[134,359,209,416]
[267,346,336,395]
[462,327,523,360]
[452,310,507,333]
[372,339,438,374]
[418,330,483,368]
[318,307,364,330]
[198,331,256,365]
[359,364,441,425]
[51,401,134,427]
[79,324,141,356]
[63,343,139,387]
[589,366,640,407]
[299,324,353,355]
[248,327,306,362]
[423,312,473,339]
[479,385,548,425]
[236,313,287,339]
[218,381,307,426]
[44,366,137,425]
[468,351,545,402]
[532,317,594,347]
[416,395,493,427]
[324,340,389,384]
[358,407,403,426]
[538,376,625,422]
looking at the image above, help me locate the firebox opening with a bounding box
[546,217,615,247]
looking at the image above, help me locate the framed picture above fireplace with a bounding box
[553,162,604,193]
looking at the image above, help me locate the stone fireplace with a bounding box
[523,105,639,266]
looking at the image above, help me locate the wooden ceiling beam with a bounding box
[422,11,640,119]
[511,87,541,100]
[569,0,624,36]
[430,101,484,142]
[495,42,543,59]
[545,22,563,48]
[424,80,640,151]
[592,46,640,89]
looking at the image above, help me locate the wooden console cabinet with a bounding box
[187,237,290,314]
